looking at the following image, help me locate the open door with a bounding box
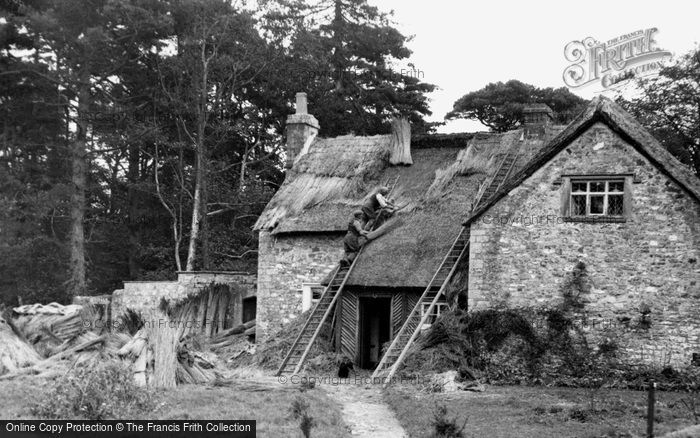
[358,297,391,369]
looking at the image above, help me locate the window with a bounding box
[421,302,448,329]
[567,179,626,220]
[301,283,324,312]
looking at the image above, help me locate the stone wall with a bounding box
[111,272,256,328]
[468,122,700,367]
[256,231,344,341]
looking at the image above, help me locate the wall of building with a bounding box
[111,272,256,328]
[256,231,343,341]
[468,122,700,367]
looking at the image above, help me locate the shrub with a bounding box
[569,408,589,422]
[430,404,466,438]
[31,357,155,420]
[289,396,315,438]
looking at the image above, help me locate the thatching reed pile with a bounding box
[1,283,243,388]
[118,283,239,387]
[389,118,412,165]
[0,315,41,374]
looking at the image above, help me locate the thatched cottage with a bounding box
[254,93,700,369]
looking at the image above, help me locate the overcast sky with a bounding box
[371,0,700,133]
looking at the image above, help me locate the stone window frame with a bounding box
[300,283,324,312]
[559,174,635,223]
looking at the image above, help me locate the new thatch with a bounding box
[255,135,391,231]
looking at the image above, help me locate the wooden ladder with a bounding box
[276,177,400,376]
[473,145,519,210]
[371,226,470,384]
[275,258,358,376]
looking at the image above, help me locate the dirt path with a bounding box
[324,381,408,438]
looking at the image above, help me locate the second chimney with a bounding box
[522,104,554,138]
[285,92,319,169]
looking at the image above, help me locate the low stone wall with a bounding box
[110,272,256,329]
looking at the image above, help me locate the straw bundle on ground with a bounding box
[144,310,178,388]
[0,316,41,375]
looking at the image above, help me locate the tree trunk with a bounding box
[127,143,140,279]
[185,41,209,271]
[332,0,344,92]
[67,79,89,296]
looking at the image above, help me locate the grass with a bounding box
[0,373,350,438]
[384,384,699,438]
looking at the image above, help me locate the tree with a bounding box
[265,0,437,136]
[446,79,588,132]
[155,0,276,271]
[616,48,700,175]
[0,2,71,304]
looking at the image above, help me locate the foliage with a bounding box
[0,0,434,304]
[560,261,591,310]
[446,79,588,132]
[266,0,437,136]
[403,307,700,391]
[289,396,316,438]
[616,48,700,175]
[430,404,466,438]
[31,358,156,420]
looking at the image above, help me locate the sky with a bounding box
[369,0,700,133]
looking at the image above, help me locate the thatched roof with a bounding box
[257,127,565,287]
[465,96,700,226]
[254,135,391,231]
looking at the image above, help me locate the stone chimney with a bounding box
[522,104,554,138]
[285,92,319,169]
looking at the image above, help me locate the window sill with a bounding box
[564,216,627,223]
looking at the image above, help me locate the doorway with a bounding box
[242,296,256,323]
[358,297,391,369]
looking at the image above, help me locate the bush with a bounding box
[431,404,466,438]
[31,358,155,419]
[289,396,315,438]
[402,307,700,390]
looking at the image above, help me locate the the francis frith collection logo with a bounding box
[563,28,672,90]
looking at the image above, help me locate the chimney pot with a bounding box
[295,92,308,115]
[523,104,554,126]
[522,104,554,138]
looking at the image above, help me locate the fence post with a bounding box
[647,379,656,438]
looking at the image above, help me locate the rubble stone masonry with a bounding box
[112,272,256,327]
[256,231,343,341]
[468,122,700,367]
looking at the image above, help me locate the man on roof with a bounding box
[341,210,369,266]
[361,186,396,230]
